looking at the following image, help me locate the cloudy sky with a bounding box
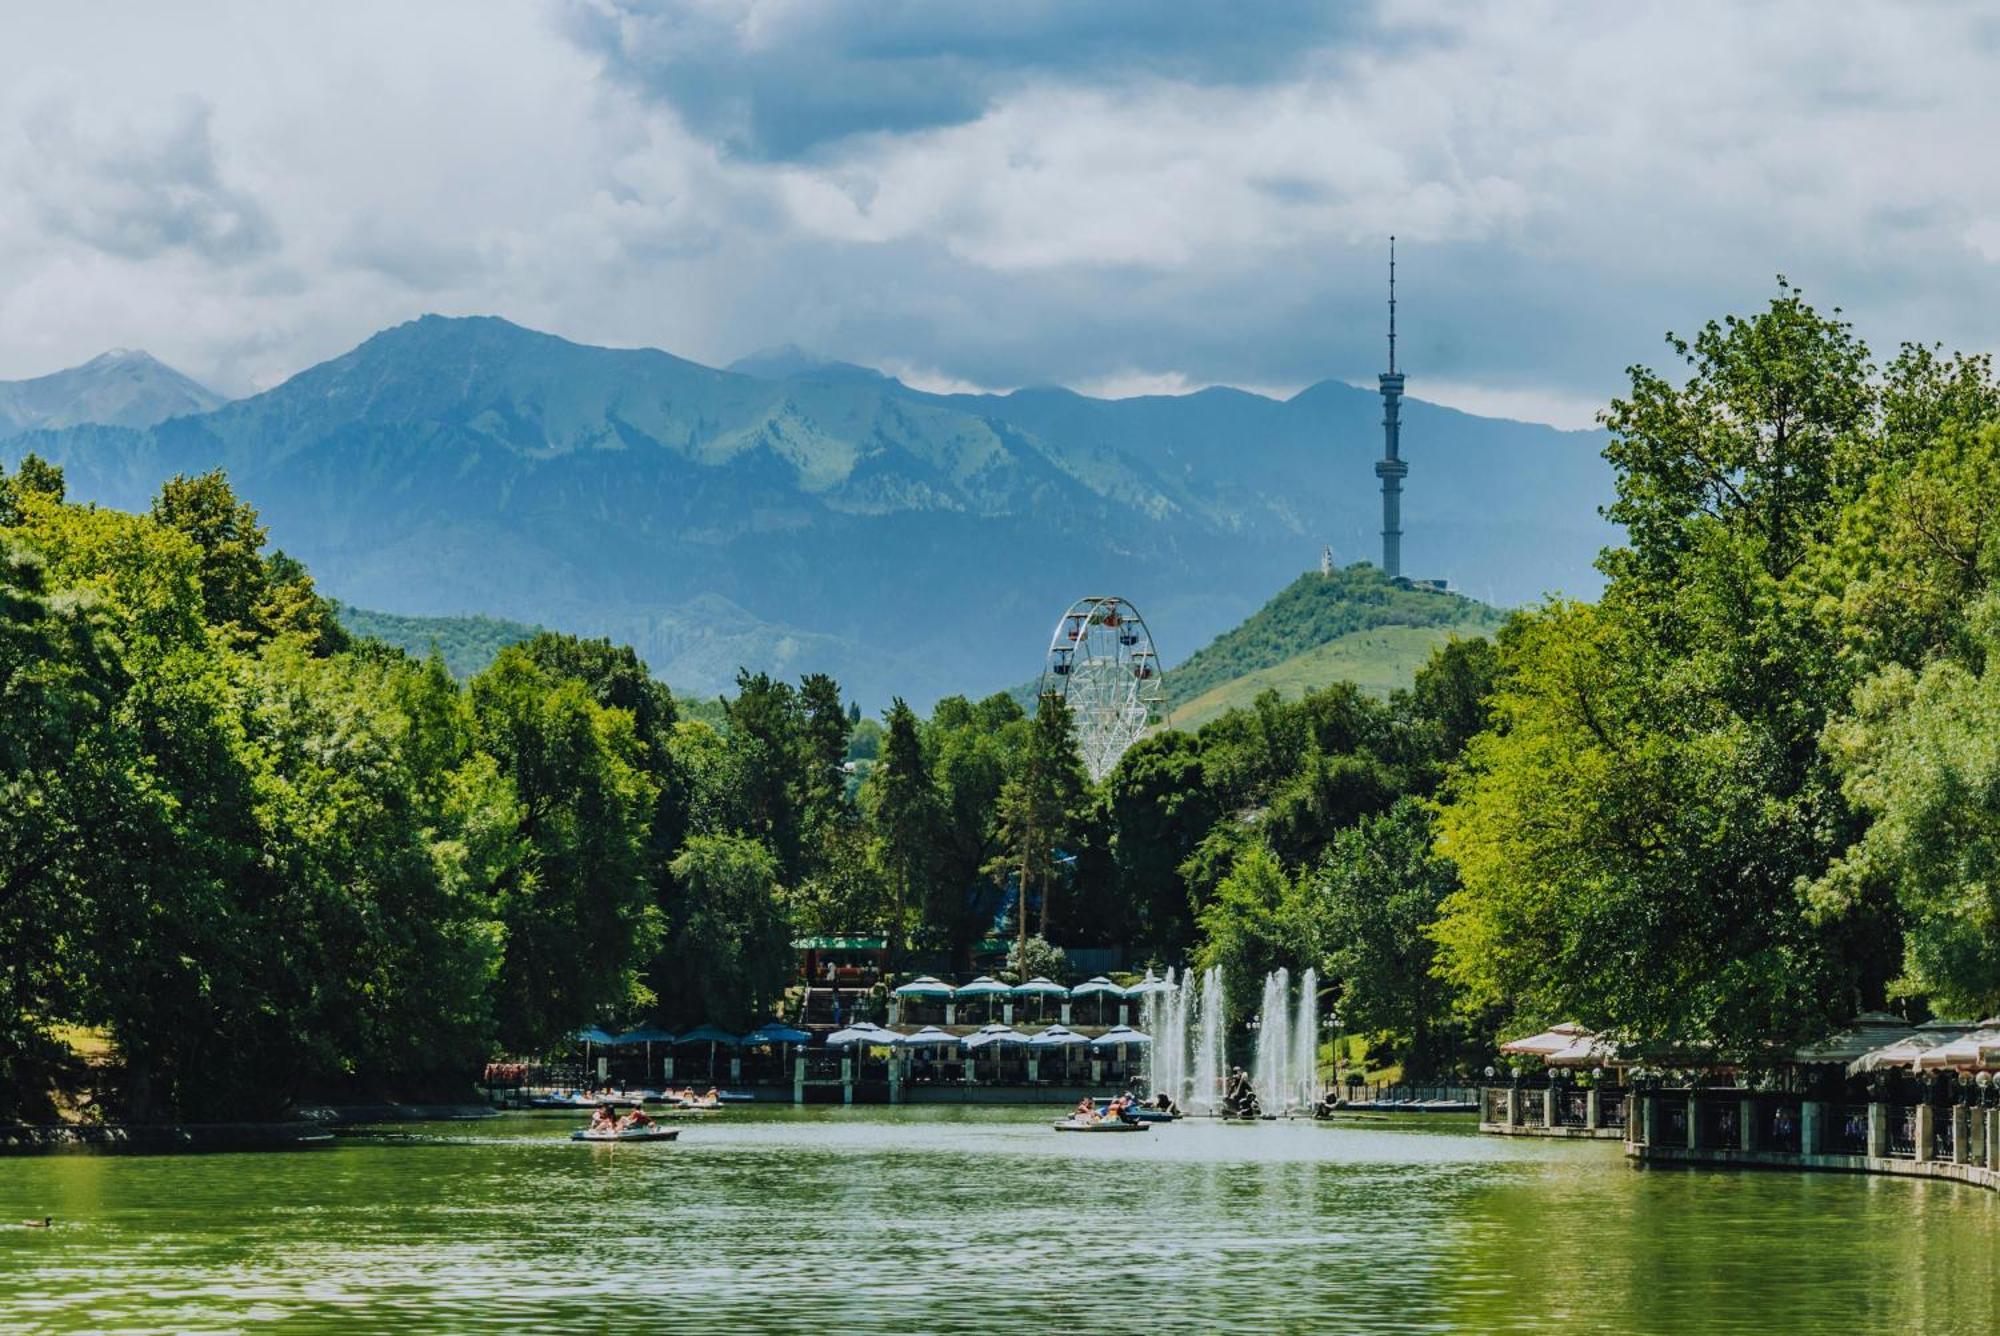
[1,1,1996,427]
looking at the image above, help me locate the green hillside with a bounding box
[334,603,544,678]
[333,602,731,727]
[1168,617,1500,730]
[1166,564,1505,711]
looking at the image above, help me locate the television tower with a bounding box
[1374,236,1406,580]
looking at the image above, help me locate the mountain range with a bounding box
[0,349,224,434]
[0,317,1616,707]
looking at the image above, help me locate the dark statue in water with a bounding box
[1222,1067,1261,1120]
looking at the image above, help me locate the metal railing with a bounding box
[1887,1107,1918,1159]
[1599,1091,1627,1130]
[1362,1082,1480,1104]
[1833,1104,1870,1156]
[1555,1090,1590,1128]
[1698,1097,1740,1149]
[1763,1100,1802,1153]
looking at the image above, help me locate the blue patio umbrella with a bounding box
[891,975,957,997]
[1012,975,1069,1022]
[957,975,1012,1022]
[675,1025,742,1083]
[828,1023,902,1046]
[1124,971,1171,997]
[573,1026,622,1083]
[1092,1025,1152,1048]
[613,1025,677,1083]
[964,1024,1033,1048]
[742,1022,812,1045]
[1029,1024,1090,1081]
[893,1026,963,1048]
[1072,976,1125,1024]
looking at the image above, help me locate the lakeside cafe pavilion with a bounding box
[1490,1011,2000,1190]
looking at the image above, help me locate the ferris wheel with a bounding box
[1037,595,1166,780]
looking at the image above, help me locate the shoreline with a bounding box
[1,1101,499,1155]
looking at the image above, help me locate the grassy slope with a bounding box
[1166,564,1502,705]
[1161,564,1505,730]
[1167,618,1500,730]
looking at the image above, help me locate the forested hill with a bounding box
[1166,565,1505,710]
[3,315,1612,709]
[333,603,543,678]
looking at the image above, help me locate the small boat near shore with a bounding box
[570,1127,681,1143]
[1052,1118,1149,1133]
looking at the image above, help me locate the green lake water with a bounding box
[4,1107,1999,1333]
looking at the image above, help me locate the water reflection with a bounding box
[3,1110,1999,1332]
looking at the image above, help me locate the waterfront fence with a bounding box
[1889,1107,1918,1159]
[1834,1104,1869,1155]
[1362,1082,1480,1105]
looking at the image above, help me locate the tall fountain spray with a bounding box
[1253,967,1292,1114]
[1144,967,1193,1107]
[1189,964,1224,1113]
[1292,966,1320,1112]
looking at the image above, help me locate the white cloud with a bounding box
[0,0,1995,416]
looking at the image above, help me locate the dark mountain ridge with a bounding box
[3,315,1615,707]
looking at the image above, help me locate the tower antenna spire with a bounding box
[1387,234,1397,375]
[1373,234,1407,580]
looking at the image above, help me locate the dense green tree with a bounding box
[150,471,274,636]
[1194,845,1303,1036]
[865,699,941,967]
[1816,606,2000,1014]
[471,647,658,1050]
[994,695,1087,969]
[662,835,790,1026]
[923,697,1019,965]
[1435,283,1901,1054]
[1299,799,1461,1079]
[0,453,66,525]
[1107,731,1216,958]
[0,532,123,1117]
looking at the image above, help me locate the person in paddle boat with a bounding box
[619,1106,655,1131]
[588,1105,617,1133]
[1071,1098,1097,1124]
[701,1087,721,1107]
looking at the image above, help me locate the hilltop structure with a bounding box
[1374,236,1407,580]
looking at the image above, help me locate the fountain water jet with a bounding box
[1292,966,1320,1112]
[1252,967,1291,1114]
[1189,965,1224,1113]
